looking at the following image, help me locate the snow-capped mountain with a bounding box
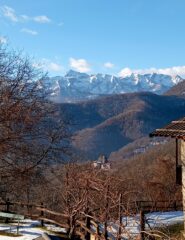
[48,70,183,102]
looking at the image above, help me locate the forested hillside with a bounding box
[111,140,180,202]
[60,92,185,159]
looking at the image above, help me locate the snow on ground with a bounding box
[109,211,184,239]
[0,220,43,239]
[146,211,183,228]
[0,219,65,240]
[0,211,183,239]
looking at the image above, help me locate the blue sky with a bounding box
[0,0,185,77]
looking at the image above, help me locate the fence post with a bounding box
[40,202,44,227]
[136,201,141,211]
[104,222,108,240]
[154,201,157,211]
[140,209,145,240]
[5,198,10,223]
[104,184,110,240]
[29,205,32,218]
[97,224,101,238]
[6,198,10,212]
[66,216,70,237]
[118,193,122,240]
[86,215,91,240]
[174,201,177,211]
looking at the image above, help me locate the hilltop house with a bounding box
[93,154,111,170]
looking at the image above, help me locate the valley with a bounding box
[59,90,185,160]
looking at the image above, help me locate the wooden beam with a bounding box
[76,220,99,236]
[38,217,70,229]
[90,220,98,228]
[176,139,179,167]
[172,121,185,123]
[155,129,185,133]
[36,207,69,218]
[76,230,85,240]
[13,202,42,207]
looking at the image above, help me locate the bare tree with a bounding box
[0,43,70,200]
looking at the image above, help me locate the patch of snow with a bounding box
[0,219,65,240]
[0,211,183,239]
[109,211,184,239]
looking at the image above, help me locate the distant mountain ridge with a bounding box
[48,70,183,102]
[165,79,185,96]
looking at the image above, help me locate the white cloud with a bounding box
[1,5,18,22]
[0,36,7,44]
[1,5,51,24]
[69,58,91,73]
[47,62,62,72]
[118,68,133,77]
[33,15,51,23]
[33,59,63,73]
[118,66,185,77]
[21,28,38,35]
[20,14,51,24]
[20,14,30,21]
[104,62,114,69]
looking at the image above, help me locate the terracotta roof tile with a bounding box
[150,117,185,139]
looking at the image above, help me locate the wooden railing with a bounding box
[0,199,182,240]
[134,200,182,212]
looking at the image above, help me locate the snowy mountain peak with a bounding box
[65,70,89,78]
[171,75,182,84]
[48,70,184,102]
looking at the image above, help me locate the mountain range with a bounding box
[49,70,183,102]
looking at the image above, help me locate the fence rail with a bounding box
[0,199,182,240]
[135,200,182,212]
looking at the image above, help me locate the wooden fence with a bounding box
[135,200,182,212]
[0,199,182,240]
